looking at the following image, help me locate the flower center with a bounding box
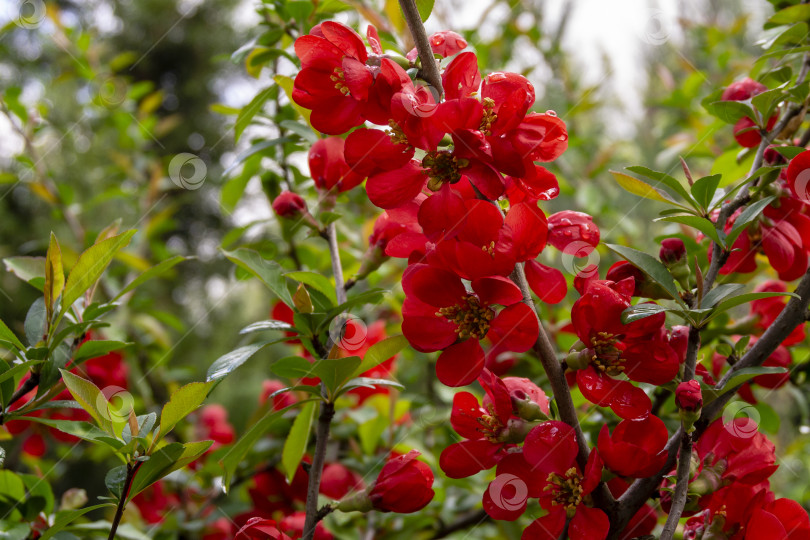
[480,97,497,135]
[387,120,409,146]
[481,240,496,257]
[477,404,505,442]
[545,467,585,517]
[422,151,469,191]
[330,67,351,96]
[590,332,624,376]
[437,294,495,340]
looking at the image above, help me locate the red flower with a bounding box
[234,517,291,540]
[402,263,538,386]
[675,380,703,411]
[308,137,364,193]
[721,78,777,148]
[439,369,519,478]
[442,52,482,100]
[261,380,297,410]
[369,450,434,513]
[721,78,767,101]
[659,237,686,264]
[521,421,609,540]
[786,148,810,202]
[406,30,467,60]
[279,512,333,540]
[524,259,567,304]
[482,452,542,521]
[694,417,778,486]
[546,211,600,253]
[597,415,669,477]
[132,481,178,524]
[744,498,810,540]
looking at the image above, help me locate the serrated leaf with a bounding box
[240,319,294,334]
[207,341,275,381]
[285,271,337,305]
[700,283,746,309]
[352,335,408,377]
[156,381,214,442]
[113,255,185,301]
[223,248,293,307]
[61,230,136,311]
[312,356,362,396]
[281,400,316,481]
[726,197,776,246]
[606,244,684,305]
[658,215,725,248]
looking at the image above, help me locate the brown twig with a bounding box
[398,0,443,98]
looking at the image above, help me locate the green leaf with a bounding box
[24,417,121,449]
[105,466,128,499]
[59,370,107,428]
[416,0,435,20]
[625,166,697,209]
[72,340,131,363]
[707,100,755,124]
[726,197,776,246]
[44,233,64,319]
[708,292,797,321]
[722,366,789,391]
[606,244,683,305]
[753,401,780,434]
[223,248,293,307]
[768,4,810,25]
[20,473,54,516]
[312,356,362,396]
[4,256,45,289]
[61,230,136,311]
[285,271,337,305]
[207,341,275,381]
[156,381,214,441]
[339,378,405,395]
[751,87,785,119]
[235,86,274,142]
[37,342,70,398]
[0,360,15,408]
[279,120,318,143]
[240,319,294,335]
[657,215,725,248]
[620,303,667,324]
[610,171,681,205]
[281,400,316,481]
[690,174,722,210]
[24,297,47,346]
[39,504,113,540]
[113,255,186,301]
[700,284,746,309]
[772,146,806,159]
[127,443,184,498]
[267,384,322,401]
[271,356,317,379]
[353,335,408,377]
[0,318,25,351]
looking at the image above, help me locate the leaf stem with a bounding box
[108,461,142,540]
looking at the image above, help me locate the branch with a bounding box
[659,433,693,539]
[108,461,142,540]
[303,222,344,540]
[430,509,489,539]
[509,263,617,514]
[398,0,443,98]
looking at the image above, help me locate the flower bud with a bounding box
[365,451,434,513]
[272,191,307,219]
[659,238,686,265]
[676,380,702,433]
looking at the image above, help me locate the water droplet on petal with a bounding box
[545,110,557,117]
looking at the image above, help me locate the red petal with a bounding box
[483,472,529,521]
[525,260,567,304]
[366,160,426,209]
[471,276,523,306]
[570,506,609,540]
[450,392,486,440]
[523,421,577,475]
[521,508,566,540]
[442,52,481,100]
[489,303,539,352]
[402,263,466,308]
[505,202,548,261]
[366,25,383,54]
[787,149,810,201]
[439,439,501,478]
[609,380,651,420]
[309,96,365,135]
[418,185,468,241]
[436,340,485,387]
[320,21,368,63]
[464,161,504,200]
[745,509,788,540]
[344,128,413,177]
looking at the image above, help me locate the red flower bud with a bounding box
[675,380,703,412]
[721,78,767,101]
[659,238,686,265]
[234,517,291,540]
[369,450,434,513]
[272,191,307,219]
